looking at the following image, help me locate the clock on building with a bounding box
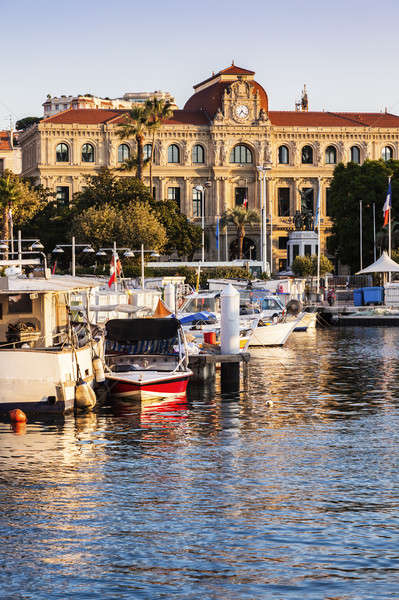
[235,104,249,119]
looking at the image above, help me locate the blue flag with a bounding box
[216,217,219,250]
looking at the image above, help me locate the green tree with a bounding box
[291,255,313,277]
[0,171,45,241]
[15,116,41,131]
[327,159,399,272]
[73,201,167,251]
[220,207,260,259]
[145,97,173,196]
[311,254,334,276]
[73,168,201,257]
[117,105,152,181]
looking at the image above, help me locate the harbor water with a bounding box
[1,327,399,599]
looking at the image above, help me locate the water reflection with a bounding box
[1,328,399,599]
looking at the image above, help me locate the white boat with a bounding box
[0,270,104,415]
[178,290,297,348]
[293,310,318,332]
[105,317,192,401]
[244,316,301,346]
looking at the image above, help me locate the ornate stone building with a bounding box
[20,64,399,271]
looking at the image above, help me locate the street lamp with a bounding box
[194,185,206,262]
[0,232,47,274]
[97,243,159,290]
[52,236,94,276]
[256,164,272,274]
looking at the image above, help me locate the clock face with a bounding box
[235,104,249,119]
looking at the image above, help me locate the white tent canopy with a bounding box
[356,251,399,274]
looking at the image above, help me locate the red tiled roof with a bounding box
[43,108,124,124]
[194,64,255,89]
[163,110,209,125]
[269,111,399,127]
[185,80,268,117]
[0,131,11,151]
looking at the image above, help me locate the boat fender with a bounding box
[75,380,96,410]
[9,409,27,423]
[92,356,105,383]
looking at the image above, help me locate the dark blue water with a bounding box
[1,328,399,599]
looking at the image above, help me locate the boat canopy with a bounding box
[106,318,180,342]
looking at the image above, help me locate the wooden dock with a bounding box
[188,352,250,389]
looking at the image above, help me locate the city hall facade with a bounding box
[20,64,399,271]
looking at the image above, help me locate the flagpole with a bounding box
[217,216,220,261]
[113,240,117,292]
[316,178,321,295]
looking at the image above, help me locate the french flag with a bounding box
[383,178,392,227]
[243,196,248,209]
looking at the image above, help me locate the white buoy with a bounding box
[164,283,176,313]
[75,381,96,410]
[220,284,240,354]
[92,356,105,383]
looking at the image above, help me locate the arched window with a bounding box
[350,146,360,164]
[382,146,393,161]
[325,145,337,164]
[81,143,94,163]
[278,145,289,164]
[168,144,180,163]
[143,144,152,160]
[301,145,313,164]
[118,144,130,163]
[192,144,205,164]
[230,144,253,164]
[56,143,69,162]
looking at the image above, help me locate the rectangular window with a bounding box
[168,187,180,210]
[235,187,248,207]
[304,244,312,256]
[326,188,331,216]
[8,294,33,314]
[152,186,156,201]
[192,188,203,217]
[293,244,299,261]
[278,188,290,216]
[278,236,287,250]
[0,159,4,175]
[56,186,69,207]
[301,188,314,215]
[279,259,287,272]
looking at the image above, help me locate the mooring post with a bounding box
[164,283,176,313]
[220,284,240,393]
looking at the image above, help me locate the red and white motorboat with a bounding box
[105,318,192,401]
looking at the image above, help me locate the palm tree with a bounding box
[117,105,151,181]
[115,152,151,177]
[0,171,18,242]
[145,97,173,197]
[220,207,260,259]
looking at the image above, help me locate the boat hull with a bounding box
[107,372,191,401]
[294,312,317,332]
[0,343,99,415]
[248,319,299,346]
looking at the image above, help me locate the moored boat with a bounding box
[0,271,104,415]
[105,317,192,401]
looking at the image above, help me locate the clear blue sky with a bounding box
[1,0,399,128]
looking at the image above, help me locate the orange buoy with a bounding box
[11,422,27,435]
[9,409,27,423]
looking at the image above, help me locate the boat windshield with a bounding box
[261,298,284,311]
[182,296,219,313]
[239,291,284,311]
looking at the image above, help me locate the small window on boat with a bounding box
[8,294,33,314]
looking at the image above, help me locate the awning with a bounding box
[356,251,399,274]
